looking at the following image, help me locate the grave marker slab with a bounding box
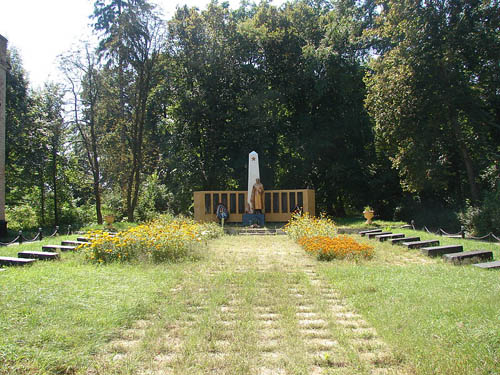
[367,231,392,239]
[473,261,500,269]
[61,240,86,246]
[420,245,462,257]
[403,240,439,249]
[359,229,382,237]
[18,251,59,260]
[443,250,493,265]
[391,236,420,245]
[42,245,75,252]
[376,233,405,242]
[0,256,36,266]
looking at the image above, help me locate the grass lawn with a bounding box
[0,235,187,374]
[319,229,500,375]
[1,228,499,374]
[334,216,407,229]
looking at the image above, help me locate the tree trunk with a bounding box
[451,117,480,203]
[40,168,45,226]
[52,145,58,226]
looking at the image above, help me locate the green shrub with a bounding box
[5,204,38,230]
[459,189,500,236]
[135,173,173,222]
[393,197,460,230]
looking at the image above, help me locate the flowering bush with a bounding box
[298,235,374,261]
[283,212,337,240]
[78,215,223,264]
[285,213,374,261]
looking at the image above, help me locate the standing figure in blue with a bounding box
[216,202,229,225]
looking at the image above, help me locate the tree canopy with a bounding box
[4,0,500,231]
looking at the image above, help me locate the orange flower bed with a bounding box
[298,235,374,260]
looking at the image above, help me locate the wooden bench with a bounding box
[76,237,90,242]
[443,250,493,265]
[18,251,59,260]
[376,233,405,242]
[0,256,37,266]
[420,245,462,257]
[403,240,439,249]
[391,236,420,245]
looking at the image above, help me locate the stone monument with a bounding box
[0,35,7,236]
[243,151,265,227]
[247,151,260,212]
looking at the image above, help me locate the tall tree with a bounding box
[60,43,104,224]
[365,0,500,204]
[92,0,164,221]
[31,84,66,225]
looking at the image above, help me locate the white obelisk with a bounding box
[247,151,260,212]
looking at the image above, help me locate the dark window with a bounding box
[298,192,304,208]
[281,192,288,213]
[289,192,296,212]
[273,192,280,213]
[205,194,211,214]
[230,193,236,214]
[238,193,245,213]
[265,192,271,213]
[213,194,219,214]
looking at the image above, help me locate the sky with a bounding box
[0,0,285,89]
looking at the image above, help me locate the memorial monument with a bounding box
[193,151,315,223]
[0,35,8,236]
[243,151,265,226]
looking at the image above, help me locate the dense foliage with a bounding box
[4,0,500,234]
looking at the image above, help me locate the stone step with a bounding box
[0,256,37,266]
[391,236,420,245]
[76,237,90,242]
[359,229,382,237]
[403,240,439,249]
[42,245,76,252]
[18,251,60,260]
[61,240,87,246]
[376,233,405,242]
[443,250,493,265]
[473,260,500,269]
[421,245,463,257]
[367,231,392,239]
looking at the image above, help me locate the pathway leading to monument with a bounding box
[92,236,407,375]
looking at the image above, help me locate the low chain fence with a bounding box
[0,225,75,246]
[338,220,500,243]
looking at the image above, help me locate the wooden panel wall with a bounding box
[194,189,315,223]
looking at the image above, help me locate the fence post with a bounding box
[38,227,43,241]
[18,230,23,244]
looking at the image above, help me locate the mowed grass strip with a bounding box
[319,231,500,375]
